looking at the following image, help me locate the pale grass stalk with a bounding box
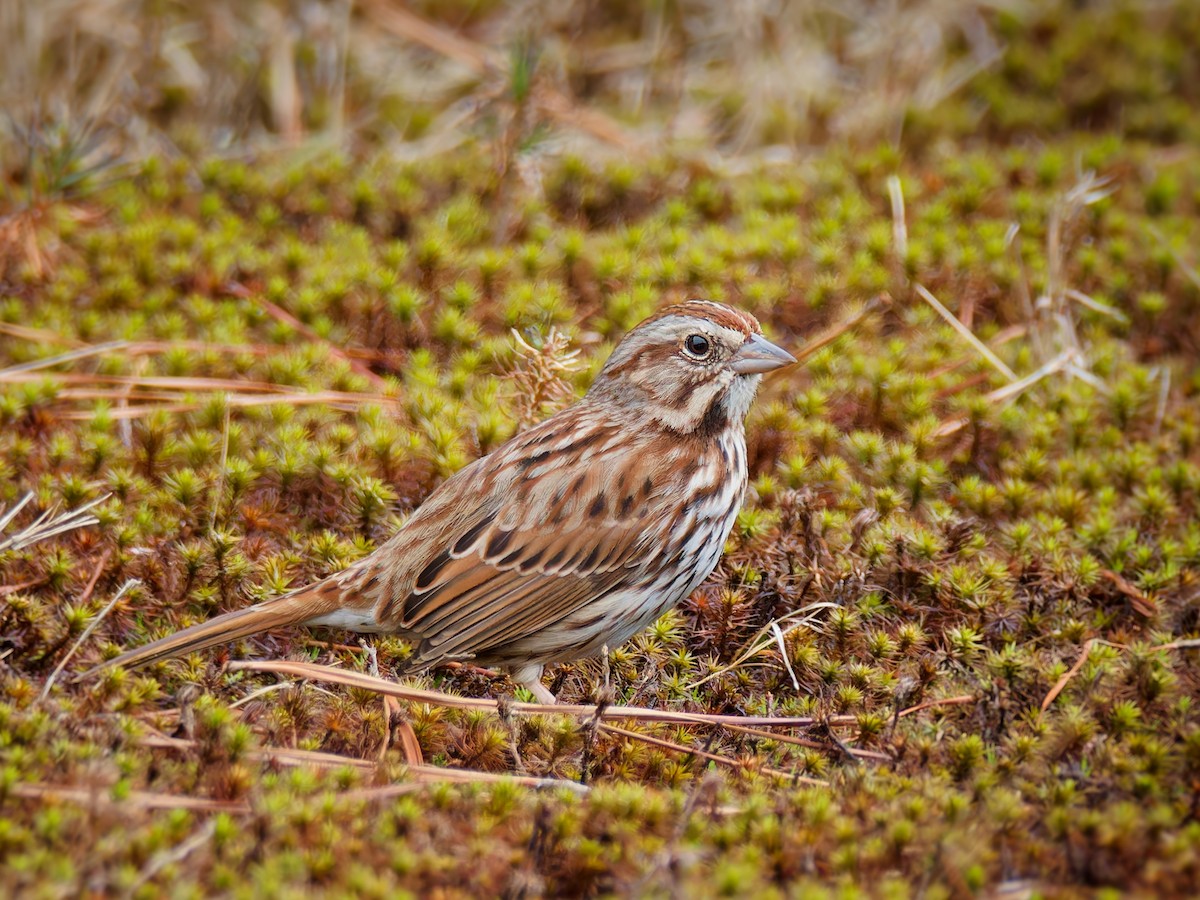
[129,820,218,894]
[210,398,232,531]
[1064,288,1129,323]
[886,174,907,259]
[0,491,109,553]
[914,283,1018,382]
[1153,367,1171,438]
[771,621,801,691]
[0,322,89,347]
[684,602,837,692]
[0,340,128,377]
[10,782,250,813]
[229,680,296,708]
[983,349,1075,404]
[933,350,1076,437]
[1063,361,1109,393]
[41,579,140,701]
[1155,638,1200,652]
[600,723,827,786]
[1150,224,1200,293]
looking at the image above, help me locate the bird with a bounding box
[82,300,796,703]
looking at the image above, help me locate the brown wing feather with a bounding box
[402,518,659,665]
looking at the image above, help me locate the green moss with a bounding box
[3,3,1200,895]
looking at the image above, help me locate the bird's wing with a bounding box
[399,514,656,663]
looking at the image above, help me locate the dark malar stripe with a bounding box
[694,394,729,438]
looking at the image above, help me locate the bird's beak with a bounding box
[730,333,797,374]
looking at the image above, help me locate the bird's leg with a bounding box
[358,638,380,678]
[511,662,556,705]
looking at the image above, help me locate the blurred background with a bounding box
[3,0,1198,175]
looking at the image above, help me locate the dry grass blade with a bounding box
[392,715,425,767]
[793,294,889,364]
[914,283,1018,382]
[0,322,90,347]
[716,721,892,762]
[42,578,140,701]
[10,782,251,813]
[887,174,908,259]
[1063,288,1129,324]
[0,341,129,377]
[1039,639,1096,718]
[685,602,837,691]
[0,492,109,553]
[0,492,34,534]
[227,659,857,728]
[933,350,1076,438]
[128,820,218,894]
[403,764,588,793]
[255,296,385,387]
[138,731,375,769]
[1101,569,1157,617]
[136,730,584,793]
[600,723,827,785]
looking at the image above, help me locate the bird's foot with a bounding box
[510,663,556,705]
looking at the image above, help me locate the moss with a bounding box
[2,3,1200,896]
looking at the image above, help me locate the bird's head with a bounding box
[587,300,796,435]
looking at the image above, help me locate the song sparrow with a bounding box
[84,300,795,703]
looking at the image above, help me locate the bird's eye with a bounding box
[683,334,711,358]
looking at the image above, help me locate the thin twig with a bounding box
[600,723,827,785]
[1039,639,1095,717]
[1154,638,1200,652]
[898,694,976,717]
[717,720,892,762]
[227,659,859,728]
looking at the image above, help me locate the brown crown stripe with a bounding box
[641,300,761,335]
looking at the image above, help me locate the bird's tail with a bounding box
[77,580,366,680]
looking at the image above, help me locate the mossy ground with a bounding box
[3,2,1200,897]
